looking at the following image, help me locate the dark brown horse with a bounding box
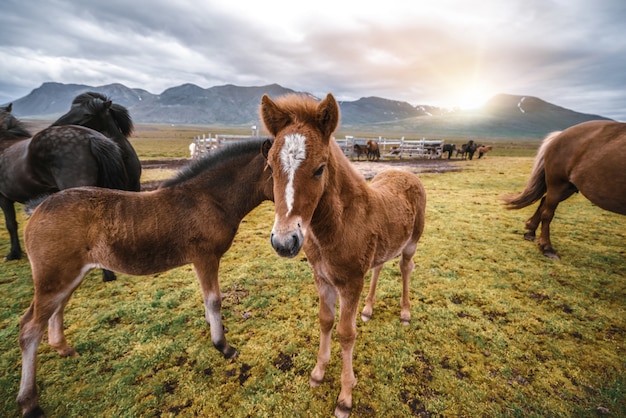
[353,143,368,160]
[366,139,380,161]
[16,139,273,417]
[503,120,626,258]
[260,93,426,418]
[0,104,128,275]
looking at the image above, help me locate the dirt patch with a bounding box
[350,158,461,180]
[139,157,461,190]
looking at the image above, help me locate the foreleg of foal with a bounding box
[193,258,237,359]
[360,265,383,322]
[309,274,337,387]
[334,283,363,418]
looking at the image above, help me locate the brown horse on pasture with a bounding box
[477,145,493,158]
[16,139,273,417]
[366,139,380,161]
[260,93,426,418]
[503,120,626,258]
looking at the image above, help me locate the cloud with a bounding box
[1,0,625,120]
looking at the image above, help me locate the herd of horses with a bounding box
[353,139,380,161]
[442,141,493,160]
[1,92,624,417]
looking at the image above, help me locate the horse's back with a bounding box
[548,121,626,214]
[369,169,426,232]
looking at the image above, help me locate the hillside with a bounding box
[4,82,611,139]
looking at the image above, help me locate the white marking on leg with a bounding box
[280,133,306,215]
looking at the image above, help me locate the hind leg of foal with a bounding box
[194,258,237,359]
[399,244,416,325]
[17,298,61,417]
[48,296,80,358]
[361,265,383,322]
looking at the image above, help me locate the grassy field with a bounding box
[0,127,624,417]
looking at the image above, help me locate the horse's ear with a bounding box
[261,139,273,160]
[104,100,112,109]
[316,93,339,141]
[260,94,291,137]
[6,103,12,112]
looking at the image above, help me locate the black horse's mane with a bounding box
[161,138,270,188]
[70,92,134,137]
[0,104,32,139]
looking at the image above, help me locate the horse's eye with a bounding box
[313,165,325,178]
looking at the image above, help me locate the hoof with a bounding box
[543,251,560,260]
[523,232,536,242]
[360,313,371,322]
[400,319,410,326]
[309,375,323,387]
[223,346,238,359]
[57,347,79,358]
[334,402,352,418]
[22,405,46,418]
[102,270,117,282]
[5,252,22,261]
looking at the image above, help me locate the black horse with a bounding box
[442,143,456,159]
[458,140,477,160]
[0,96,139,281]
[52,92,142,191]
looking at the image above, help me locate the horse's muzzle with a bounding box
[270,229,304,258]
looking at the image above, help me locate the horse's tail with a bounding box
[503,131,561,209]
[89,135,129,190]
[24,195,51,215]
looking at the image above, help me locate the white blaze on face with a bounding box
[279,133,306,215]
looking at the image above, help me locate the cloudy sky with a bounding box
[1,0,625,120]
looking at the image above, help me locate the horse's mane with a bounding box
[161,138,268,188]
[72,92,134,137]
[0,106,32,139]
[270,94,327,126]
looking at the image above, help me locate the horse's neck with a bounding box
[312,143,369,230]
[193,155,268,222]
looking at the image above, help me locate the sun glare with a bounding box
[455,86,493,109]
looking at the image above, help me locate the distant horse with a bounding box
[442,143,456,159]
[16,139,274,417]
[503,120,626,258]
[0,104,128,282]
[366,139,380,161]
[52,91,142,191]
[457,140,477,160]
[353,143,368,160]
[477,145,493,158]
[260,93,426,418]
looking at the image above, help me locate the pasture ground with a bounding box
[0,127,623,417]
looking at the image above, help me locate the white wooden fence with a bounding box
[335,136,445,159]
[190,134,271,159]
[191,133,445,160]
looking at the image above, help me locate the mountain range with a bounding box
[4,82,612,139]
